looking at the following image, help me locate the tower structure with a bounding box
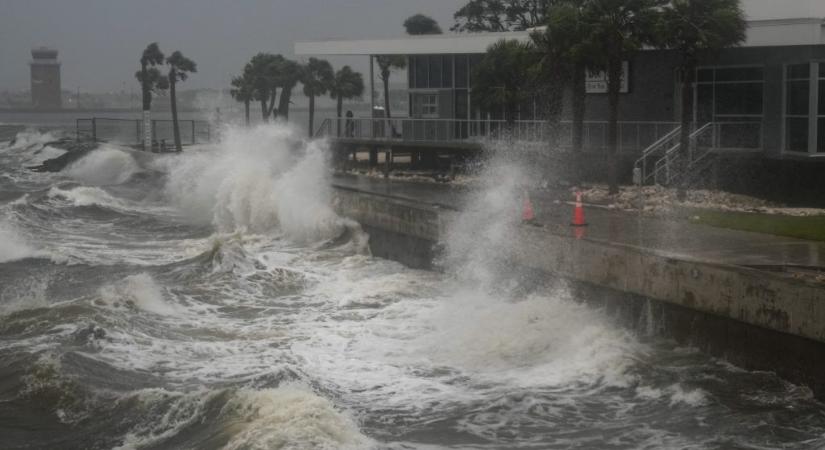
[30,47,62,108]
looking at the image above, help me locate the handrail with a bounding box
[635,126,682,166]
[649,122,713,186]
[314,118,332,138]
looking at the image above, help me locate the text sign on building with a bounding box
[586,61,630,94]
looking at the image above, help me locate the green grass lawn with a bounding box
[688,209,825,242]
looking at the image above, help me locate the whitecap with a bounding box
[65,146,140,185]
[97,273,178,316]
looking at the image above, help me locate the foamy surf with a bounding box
[64,146,141,186]
[2,126,825,449]
[0,220,48,263]
[162,124,348,242]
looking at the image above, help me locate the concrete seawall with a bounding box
[332,185,825,396]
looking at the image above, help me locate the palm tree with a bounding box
[301,57,334,138]
[658,0,746,198]
[230,73,254,126]
[329,66,365,136]
[273,58,302,120]
[404,14,443,35]
[471,39,537,126]
[136,43,167,150]
[245,53,279,122]
[374,55,406,131]
[165,51,197,152]
[583,0,661,194]
[532,0,600,181]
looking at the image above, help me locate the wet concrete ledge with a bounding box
[332,185,825,396]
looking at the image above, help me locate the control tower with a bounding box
[30,47,62,108]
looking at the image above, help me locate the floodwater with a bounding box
[2,124,825,449]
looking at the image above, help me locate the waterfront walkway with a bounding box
[332,173,825,270]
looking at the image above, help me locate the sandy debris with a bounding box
[337,168,481,186]
[579,184,825,217]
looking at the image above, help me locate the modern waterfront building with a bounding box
[30,47,62,109]
[295,5,825,200]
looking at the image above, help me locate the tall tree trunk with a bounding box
[278,85,293,120]
[141,63,151,151]
[308,94,315,138]
[267,90,278,119]
[545,76,564,146]
[140,63,151,110]
[382,75,392,119]
[572,63,587,185]
[244,100,250,126]
[260,99,268,122]
[606,57,622,195]
[337,96,343,137]
[382,74,395,137]
[677,60,695,200]
[170,76,182,152]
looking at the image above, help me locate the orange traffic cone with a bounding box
[571,191,588,227]
[522,191,535,223]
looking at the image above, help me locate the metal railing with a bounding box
[651,122,714,186]
[320,117,680,154]
[634,120,764,209]
[76,117,211,148]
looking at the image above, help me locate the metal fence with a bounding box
[76,117,211,147]
[321,117,681,154]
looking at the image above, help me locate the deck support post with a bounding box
[369,146,378,167]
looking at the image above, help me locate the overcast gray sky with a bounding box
[1,0,823,93]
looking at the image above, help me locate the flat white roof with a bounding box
[295,18,824,56]
[295,31,532,56]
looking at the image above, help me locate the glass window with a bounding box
[819,80,825,115]
[716,67,763,82]
[819,62,825,78]
[422,94,438,117]
[468,54,483,87]
[787,80,810,115]
[786,117,809,152]
[818,118,825,153]
[787,64,810,80]
[455,55,468,88]
[442,55,453,88]
[408,57,415,87]
[715,83,763,115]
[697,69,714,83]
[429,55,442,88]
[455,89,468,119]
[696,85,714,122]
[414,56,428,89]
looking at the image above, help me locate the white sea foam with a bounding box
[0,273,50,314]
[162,124,345,241]
[25,145,67,165]
[221,384,371,450]
[97,273,178,316]
[0,220,46,263]
[65,146,140,185]
[47,185,128,209]
[115,385,370,450]
[8,129,58,150]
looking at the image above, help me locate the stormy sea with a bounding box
[3,124,825,450]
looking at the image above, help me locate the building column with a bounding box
[369,55,375,118]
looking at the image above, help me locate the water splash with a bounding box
[162,124,345,242]
[0,219,45,263]
[64,146,140,186]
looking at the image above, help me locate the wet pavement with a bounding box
[332,173,825,269]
